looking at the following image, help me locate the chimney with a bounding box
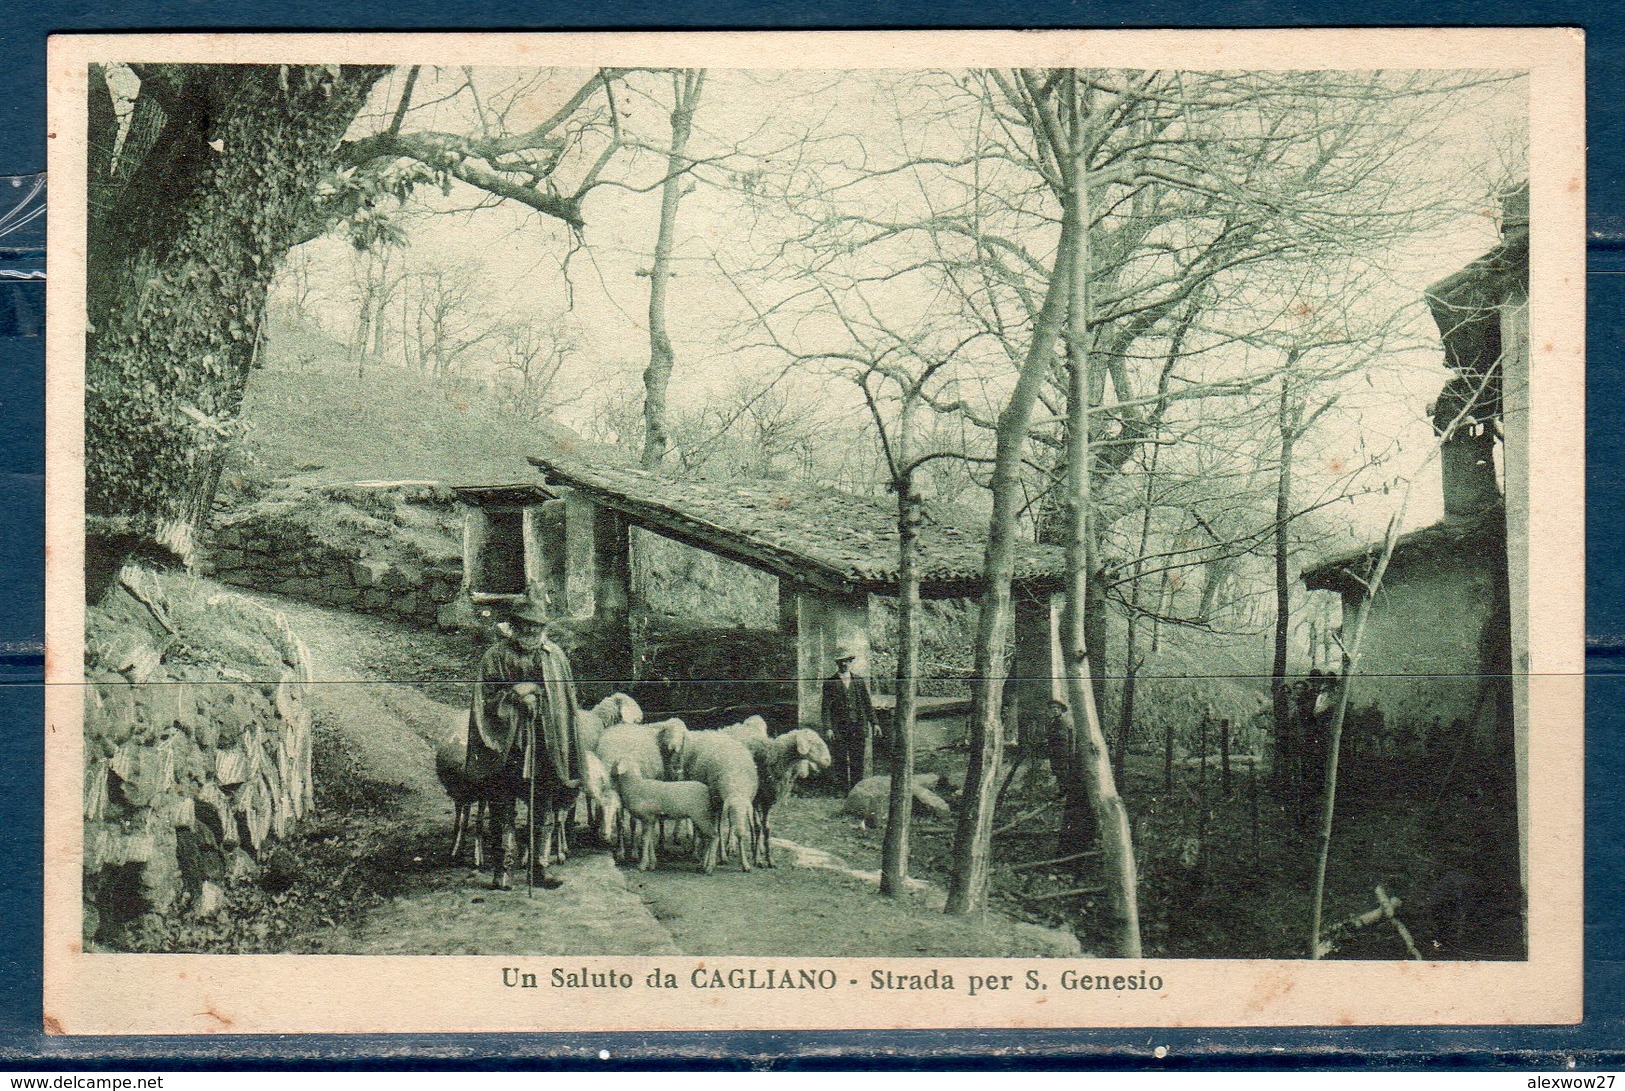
[1500,182,1529,233]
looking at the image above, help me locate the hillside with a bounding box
[226,365,617,491]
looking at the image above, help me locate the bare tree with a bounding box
[275,244,321,328]
[348,243,407,378]
[492,320,580,419]
[642,70,706,467]
[1017,70,1144,952]
[334,67,767,459]
[402,262,500,380]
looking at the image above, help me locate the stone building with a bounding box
[1301,186,1527,767]
[1300,188,1530,938]
[453,456,1072,731]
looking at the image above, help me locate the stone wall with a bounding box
[83,569,315,946]
[1339,546,1507,757]
[205,482,466,628]
[624,622,797,726]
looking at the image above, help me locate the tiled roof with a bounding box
[528,455,1068,598]
[1301,507,1505,597]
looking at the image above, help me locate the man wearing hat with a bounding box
[464,594,583,891]
[821,643,877,793]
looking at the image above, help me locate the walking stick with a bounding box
[527,709,536,898]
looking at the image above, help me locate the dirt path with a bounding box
[234,588,679,956]
[625,819,1080,958]
[232,587,1080,959]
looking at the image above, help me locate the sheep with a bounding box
[747,727,832,868]
[722,715,771,747]
[657,721,758,872]
[434,714,485,867]
[610,759,718,873]
[596,718,678,778]
[434,692,640,867]
[595,719,685,860]
[659,715,772,860]
[436,717,568,868]
[570,692,642,839]
[575,692,643,756]
[655,717,763,858]
[678,717,828,866]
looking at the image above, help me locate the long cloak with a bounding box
[463,636,582,808]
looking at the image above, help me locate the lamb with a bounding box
[747,727,832,868]
[610,760,718,873]
[595,718,685,859]
[657,720,758,872]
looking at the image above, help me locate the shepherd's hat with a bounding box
[509,594,551,627]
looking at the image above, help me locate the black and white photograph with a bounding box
[43,30,1584,1034]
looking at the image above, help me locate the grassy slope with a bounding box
[229,365,615,488]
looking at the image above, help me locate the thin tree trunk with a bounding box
[400,290,412,370]
[1117,442,1161,775]
[642,70,704,469]
[1164,717,1175,795]
[943,163,1082,918]
[1271,370,1301,802]
[1151,571,1170,654]
[1057,82,1140,956]
[1117,624,1138,777]
[881,471,921,897]
[1308,512,1403,958]
[1197,715,1209,795]
[368,249,391,365]
[1250,761,1261,866]
[354,303,371,379]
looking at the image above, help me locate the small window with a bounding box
[476,509,526,595]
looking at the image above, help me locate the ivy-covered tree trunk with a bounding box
[85,64,387,578]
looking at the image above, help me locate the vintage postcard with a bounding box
[43,29,1584,1035]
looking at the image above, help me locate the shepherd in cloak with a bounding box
[464,594,583,891]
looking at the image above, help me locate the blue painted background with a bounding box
[0,5,1617,1068]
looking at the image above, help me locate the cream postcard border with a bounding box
[42,28,1585,1035]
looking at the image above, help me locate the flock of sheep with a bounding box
[435,693,834,875]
